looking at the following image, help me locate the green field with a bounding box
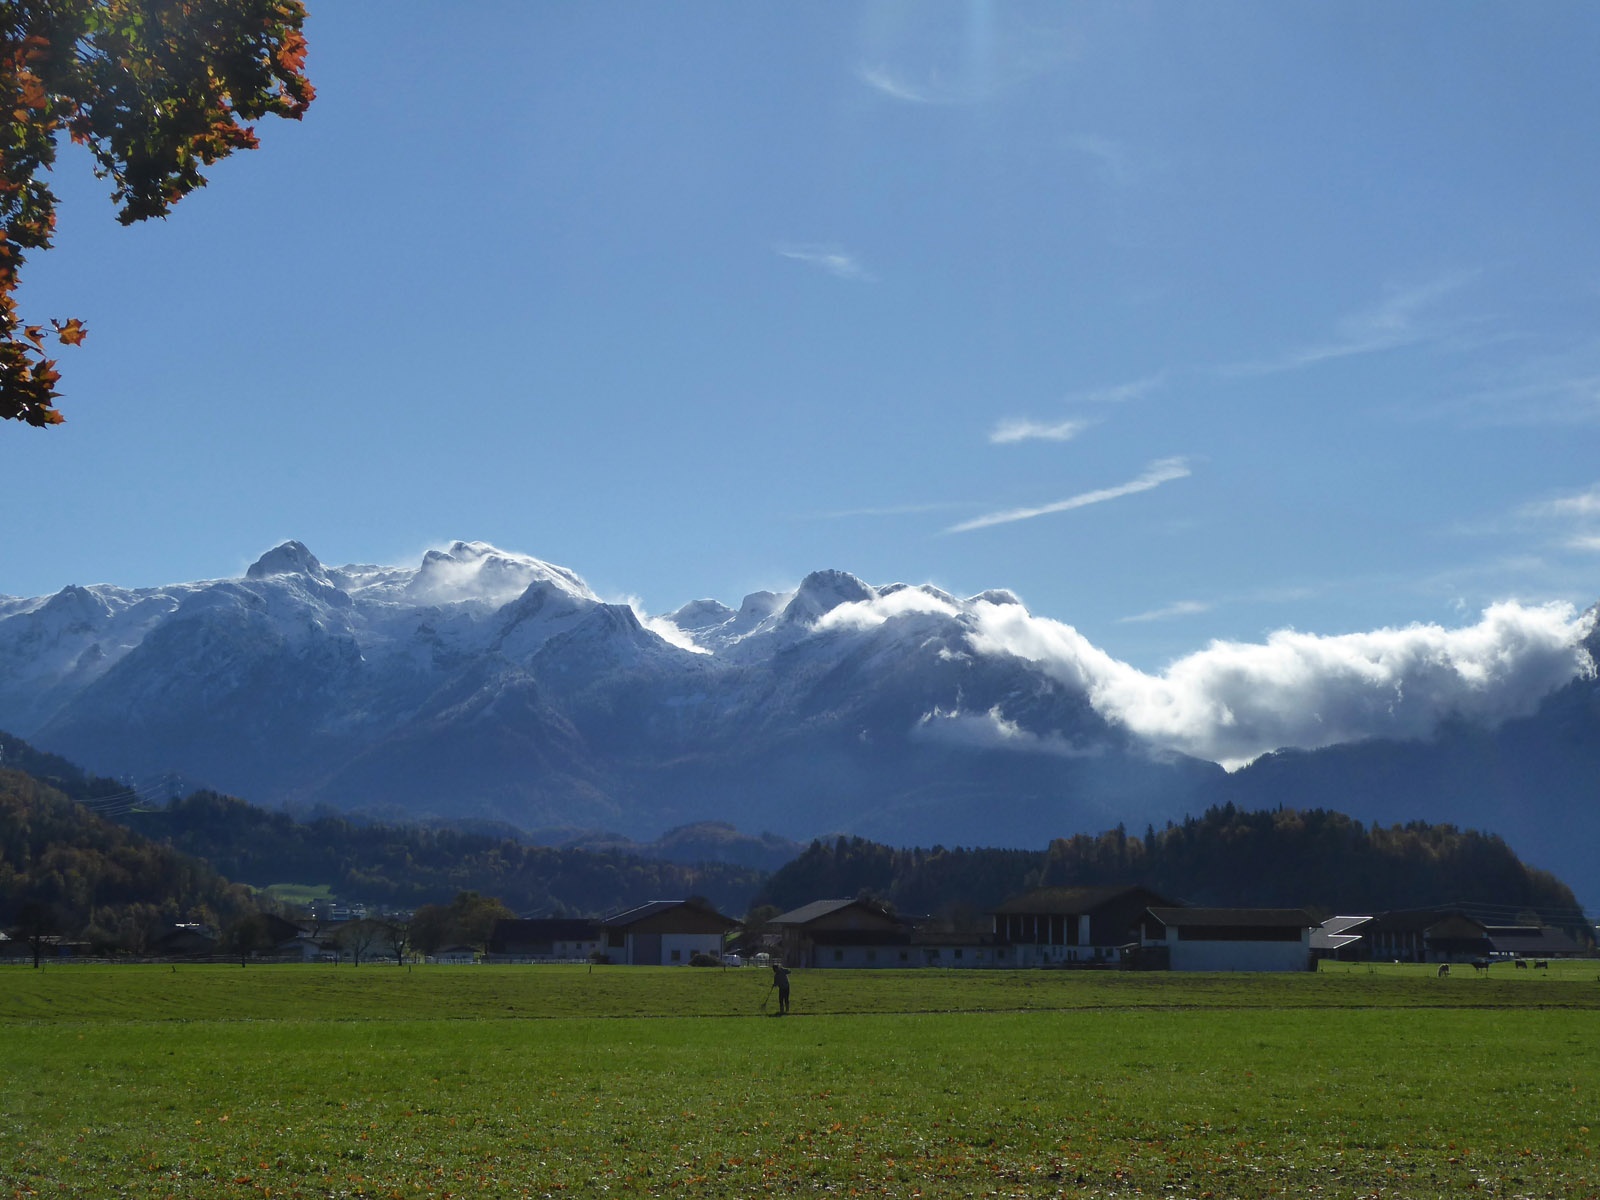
[3,963,1598,1198]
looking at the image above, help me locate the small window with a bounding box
[899,951,909,962]
[867,950,876,962]
[833,949,843,962]
[671,949,681,962]
[954,949,963,959]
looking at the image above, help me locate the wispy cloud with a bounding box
[805,500,972,521]
[988,416,1091,445]
[855,14,1080,107]
[1223,272,1478,377]
[774,243,876,282]
[1522,484,1600,521]
[1518,483,1600,561]
[946,457,1191,534]
[1436,356,1600,428]
[1118,600,1211,625]
[611,592,712,655]
[1067,372,1168,405]
[856,65,959,105]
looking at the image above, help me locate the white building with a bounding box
[1140,907,1314,972]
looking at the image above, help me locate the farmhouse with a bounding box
[990,885,1173,966]
[1139,907,1314,972]
[487,918,602,962]
[770,898,911,967]
[601,899,738,965]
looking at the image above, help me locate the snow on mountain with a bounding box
[245,540,331,585]
[2,540,1596,898]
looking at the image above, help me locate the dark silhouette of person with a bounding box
[771,963,790,1014]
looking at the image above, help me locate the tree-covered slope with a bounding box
[0,768,255,951]
[759,806,1588,936]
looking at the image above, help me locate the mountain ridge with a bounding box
[2,540,1596,903]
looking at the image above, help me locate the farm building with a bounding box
[1484,925,1585,959]
[1363,910,1493,963]
[1310,914,1373,963]
[769,898,912,968]
[1139,907,1314,972]
[487,918,602,962]
[990,885,1173,966]
[601,900,737,965]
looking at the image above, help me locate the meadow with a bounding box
[3,962,1597,1198]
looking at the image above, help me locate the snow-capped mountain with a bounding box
[3,541,1597,901]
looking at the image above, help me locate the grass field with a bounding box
[3,963,1597,1198]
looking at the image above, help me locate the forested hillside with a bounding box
[116,791,767,917]
[0,732,768,917]
[0,768,255,951]
[758,806,1587,933]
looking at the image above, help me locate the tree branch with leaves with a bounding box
[1,0,313,426]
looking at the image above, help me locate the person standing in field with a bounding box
[771,962,791,1014]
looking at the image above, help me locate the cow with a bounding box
[1436,963,1450,978]
[1534,959,1549,970]
[1515,958,1528,969]
[1471,958,1490,974]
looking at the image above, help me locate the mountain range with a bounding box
[2,540,1596,905]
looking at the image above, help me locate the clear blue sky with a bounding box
[5,2,1599,671]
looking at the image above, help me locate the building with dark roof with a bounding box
[1139,907,1314,972]
[1484,925,1585,959]
[990,885,1173,966]
[487,918,602,962]
[769,898,912,968]
[601,900,737,965]
[1363,910,1493,963]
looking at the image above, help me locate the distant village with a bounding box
[5,885,1592,971]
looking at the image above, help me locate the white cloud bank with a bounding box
[811,587,1595,768]
[966,599,1593,768]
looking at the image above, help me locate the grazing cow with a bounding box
[1436,964,1450,978]
[1515,958,1528,970]
[1471,958,1490,974]
[1534,959,1549,970]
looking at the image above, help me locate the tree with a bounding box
[221,910,276,966]
[333,917,382,967]
[407,903,451,959]
[11,898,62,967]
[376,916,409,966]
[2,0,313,426]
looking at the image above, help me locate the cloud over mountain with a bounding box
[963,598,1594,767]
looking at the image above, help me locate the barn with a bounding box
[601,900,738,965]
[1140,907,1314,972]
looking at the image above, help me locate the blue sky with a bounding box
[5,2,1600,671]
